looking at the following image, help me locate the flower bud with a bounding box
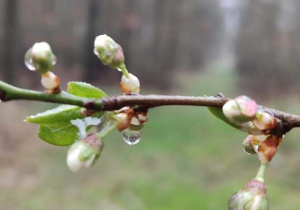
[243,135,268,155]
[24,42,57,74]
[223,96,257,125]
[129,116,143,131]
[243,135,257,155]
[253,110,277,131]
[115,113,131,131]
[258,135,282,164]
[228,179,268,210]
[67,134,104,173]
[94,34,125,69]
[41,71,60,92]
[120,73,140,94]
[137,113,148,124]
[240,121,264,135]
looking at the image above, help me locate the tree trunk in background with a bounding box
[83,0,102,82]
[151,0,180,89]
[1,0,18,84]
[236,0,281,96]
[282,1,300,89]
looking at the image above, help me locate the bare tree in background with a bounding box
[0,0,18,84]
[236,0,300,96]
[83,0,102,82]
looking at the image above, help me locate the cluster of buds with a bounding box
[94,34,140,94]
[24,42,60,93]
[223,96,283,164]
[243,135,282,164]
[222,96,278,135]
[114,107,148,145]
[67,134,104,173]
[228,179,269,210]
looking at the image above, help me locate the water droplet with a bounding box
[122,129,141,145]
[24,48,36,71]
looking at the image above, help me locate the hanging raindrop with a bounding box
[122,129,141,145]
[24,48,36,71]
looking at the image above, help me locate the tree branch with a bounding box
[1,80,300,132]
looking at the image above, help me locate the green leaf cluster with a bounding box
[25,82,106,146]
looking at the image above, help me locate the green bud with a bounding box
[223,96,257,125]
[24,42,57,74]
[66,134,104,173]
[94,34,125,69]
[228,179,269,210]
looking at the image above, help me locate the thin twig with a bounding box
[1,80,300,133]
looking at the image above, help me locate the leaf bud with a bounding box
[228,179,268,210]
[67,134,104,173]
[223,96,257,125]
[41,71,60,92]
[120,73,140,94]
[94,34,125,69]
[253,110,277,131]
[258,135,282,164]
[24,42,57,74]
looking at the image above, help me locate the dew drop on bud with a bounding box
[122,129,141,145]
[24,48,36,71]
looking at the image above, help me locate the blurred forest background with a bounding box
[1,0,300,209]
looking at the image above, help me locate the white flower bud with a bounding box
[94,34,125,69]
[41,71,60,91]
[222,96,257,125]
[24,42,57,73]
[67,134,104,173]
[120,73,140,94]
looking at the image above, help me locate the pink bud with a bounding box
[222,96,257,125]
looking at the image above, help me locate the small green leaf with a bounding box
[207,107,240,129]
[38,122,79,146]
[67,81,107,98]
[25,105,82,124]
